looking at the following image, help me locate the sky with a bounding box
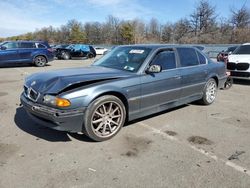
[0,0,249,37]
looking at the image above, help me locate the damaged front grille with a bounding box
[24,85,40,102]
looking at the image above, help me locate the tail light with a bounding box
[47,48,54,52]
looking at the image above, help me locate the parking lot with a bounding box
[0,58,250,188]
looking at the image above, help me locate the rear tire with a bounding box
[223,77,233,90]
[200,78,217,105]
[83,95,126,142]
[87,53,94,59]
[34,56,47,67]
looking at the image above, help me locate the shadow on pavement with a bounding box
[0,63,51,68]
[14,107,93,142]
[233,79,250,86]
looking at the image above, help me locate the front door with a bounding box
[0,42,19,65]
[140,49,181,115]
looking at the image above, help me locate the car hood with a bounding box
[25,66,134,94]
[228,54,250,63]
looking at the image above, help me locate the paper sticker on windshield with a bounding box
[129,49,144,54]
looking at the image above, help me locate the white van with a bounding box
[227,43,250,80]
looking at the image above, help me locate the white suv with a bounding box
[227,43,250,79]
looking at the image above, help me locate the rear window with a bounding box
[36,43,46,48]
[233,45,250,55]
[177,48,199,67]
[196,50,207,64]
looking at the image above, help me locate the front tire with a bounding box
[200,78,217,105]
[61,51,70,60]
[34,56,47,67]
[83,95,126,141]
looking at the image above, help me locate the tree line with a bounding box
[1,0,250,44]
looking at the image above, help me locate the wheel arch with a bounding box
[91,91,129,121]
[210,76,218,87]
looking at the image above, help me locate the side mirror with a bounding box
[228,51,232,55]
[146,65,162,74]
[0,46,7,50]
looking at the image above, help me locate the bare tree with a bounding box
[190,0,217,36]
[161,23,174,43]
[103,15,120,44]
[174,19,191,43]
[131,19,146,44]
[147,18,160,42]
[231,5,250,28]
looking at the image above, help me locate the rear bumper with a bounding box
[47,54,55,62]
[20,93,85,132]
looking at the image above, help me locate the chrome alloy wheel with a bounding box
[91,101,124,138]
[34,56,46,67]
[205,80,217,103]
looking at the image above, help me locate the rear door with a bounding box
[140,49,181,113]
[177,47,208,100]
[18,42,36,62]
[0,42,19,64]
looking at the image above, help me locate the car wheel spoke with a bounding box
[110,120,119,126]
[91,100,124,138]
[95,111,104,117]
[111,114,121,119]
[95,122,104,132]
[92,118,103,124]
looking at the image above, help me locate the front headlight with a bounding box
[43,95,71,107]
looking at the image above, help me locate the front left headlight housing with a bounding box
[43,95,71,107]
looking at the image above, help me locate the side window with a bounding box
[2,42,18,49]
[196,50,207,64]
[151,50,176,70]
[20,42,35,48]
[177,48,199,67]
[35,43,46,48]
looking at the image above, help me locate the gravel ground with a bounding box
[0,58,250,188]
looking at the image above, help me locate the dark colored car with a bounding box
[56,44,96,60]
[20,45,227,141]
[217,46,238,62]
[0,41,54,67]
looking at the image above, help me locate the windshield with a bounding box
[233,45,250,55]
[226,46,237,53]
[93,46,152,72]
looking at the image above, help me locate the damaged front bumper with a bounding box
[20,93,86,133]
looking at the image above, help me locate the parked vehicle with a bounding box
[0,41,54,67]
[20,45,227,141]
[55,44,96,60]
[94,47,108,55]
[217,46,238,62]
[227,43,250,80]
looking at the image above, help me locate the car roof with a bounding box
[119,44,197,50]
[4,40,47,43]
[242,43,250,45]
